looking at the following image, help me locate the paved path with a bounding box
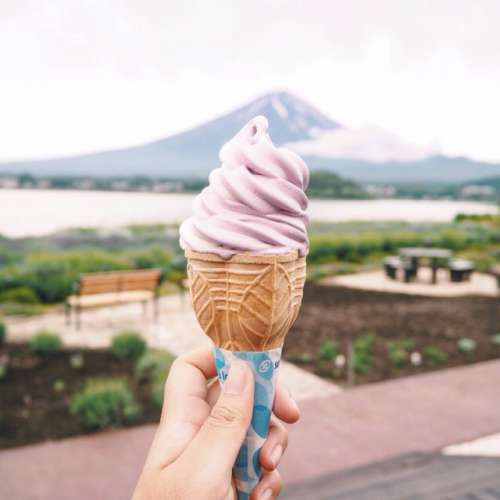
[324,267,498,297]
[5,295,339,401]
[1,359,499,500]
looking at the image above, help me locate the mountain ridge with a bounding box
[1,91,500,182]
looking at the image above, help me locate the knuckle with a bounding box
[208,403,245,428]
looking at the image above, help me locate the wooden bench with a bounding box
[66,269,162,329]
[448,259,474,282]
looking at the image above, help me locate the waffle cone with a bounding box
[185,249,306,351]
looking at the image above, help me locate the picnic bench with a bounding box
[383,256,417,282]
[398,247,452,284]
[66,269,162,329]
[449,259,474,282]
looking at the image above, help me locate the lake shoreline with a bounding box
[2,188,498,239]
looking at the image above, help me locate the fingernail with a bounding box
[271,444,283,467]
[224,361,247,394]
[259,488,273,500]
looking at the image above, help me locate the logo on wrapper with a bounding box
[258,360,272,373]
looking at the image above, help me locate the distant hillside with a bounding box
[2,90,500,182]
[0,91,339,178]
[307,170,369,199]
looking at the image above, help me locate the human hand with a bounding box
[132,347,300,500]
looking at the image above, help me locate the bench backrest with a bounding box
[78,269,161,296]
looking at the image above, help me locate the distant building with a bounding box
[75,179,94,190]
[364,184,396,197]
[460,185,495,199]
[110,180,130,191]
[152,182,183,193]
[36,179,51,189]
[0,177,20,189]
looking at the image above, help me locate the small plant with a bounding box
[53,379,66,393]
[70,378,140,429]
[0,357,8,381]
[424,346,448,367]
[387,339,416,369]
[111,331,147,361]
[135,350,174,382]
[318,340,338,363]
[151,377,165,408]
[457,337,477,354]
[0,287,39,304]
[0,322,6,345]
[29,331,62,355]
[69,353,85,370]
[492,334,500,346]
[352,334,375,374]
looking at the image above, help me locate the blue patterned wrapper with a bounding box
[213,346,282,499]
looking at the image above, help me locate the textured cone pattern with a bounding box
[186,250,306,351]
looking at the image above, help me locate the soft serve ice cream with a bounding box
[179,116,309,257]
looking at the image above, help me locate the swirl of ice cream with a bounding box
[179,116,309,258]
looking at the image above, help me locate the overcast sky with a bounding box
[1,0,499,162]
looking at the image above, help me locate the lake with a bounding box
[1,189,498,238]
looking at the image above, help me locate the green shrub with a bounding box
[29,331,62,355]
[352,334,375,374]
[151,377,166,407]
[53,379,66,393]
[70,378,140,429]
[492,334,500,346]
[0,322,6,345]
[0,361,7,381]
[424,346,448,367]
[0,303,43,317]
[318,340,338,363]
[69,353,85,370]
[135,350,174,382]
[0,286,39,304]
[457,337,477,354]
[111,331,147,360]
[387,339,416,369]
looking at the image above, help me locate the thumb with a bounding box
[178,359,254,482]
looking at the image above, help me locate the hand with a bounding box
[132,347,300,500]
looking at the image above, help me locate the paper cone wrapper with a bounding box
[214,346,282,499]
[185,249,306,498]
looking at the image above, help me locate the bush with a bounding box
[70,378,140,429]
[352,334,375,374]
[424,346,448,367]
[151,377,166,407]
[69,353,85,370]
[29,331,62,355]
[0,322,6,345]
[0,286,39,304]
[318,340,338,363]
[111,331,147,361]
[387,339,416,369]
[492,334,500,346]
[457,337,477,354]
[135,350,174,382]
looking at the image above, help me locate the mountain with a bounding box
[1,90,500,182]
[0,91,339,178]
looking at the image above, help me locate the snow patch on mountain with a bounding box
[289,126,441,163]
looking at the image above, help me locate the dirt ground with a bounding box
[0,345,162,449]
[284,283,500,385]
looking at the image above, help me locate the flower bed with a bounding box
[284,284,500,385]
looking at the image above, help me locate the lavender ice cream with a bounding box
[179,116,309,258]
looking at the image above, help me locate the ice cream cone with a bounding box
[185,248,306,498]
[185,249,306,351]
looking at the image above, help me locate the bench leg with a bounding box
[65,302,71,326]
[142,301,147,319]
[154,297,159,322]
[76,305,81,331]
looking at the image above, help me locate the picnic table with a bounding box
[398,247,452,284]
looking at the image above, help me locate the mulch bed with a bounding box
[0,345,161,450]
[284,283,500,385]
